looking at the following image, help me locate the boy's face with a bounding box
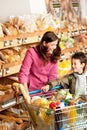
[71,58,85,74]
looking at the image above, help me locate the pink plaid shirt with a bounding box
[19,48,58,91]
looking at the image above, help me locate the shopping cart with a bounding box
[24,86,87,130]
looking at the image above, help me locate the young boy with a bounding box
[41,52,87,99]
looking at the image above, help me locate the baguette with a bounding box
[0,114,23,124]
[1,110,19,118]
[19,84,31,104]
[0,84,12,91]
[0,125,8,130]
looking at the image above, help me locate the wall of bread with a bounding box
[0,0,87,129]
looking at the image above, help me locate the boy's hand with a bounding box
[41,85,50,92]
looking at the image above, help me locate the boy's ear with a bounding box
[82,63,85,68]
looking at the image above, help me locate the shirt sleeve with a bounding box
[18,49,33,83]
[48,75,70,89]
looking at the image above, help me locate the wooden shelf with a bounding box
[0,30,86,114]
[0,96,24,112]
[2,62,21,77]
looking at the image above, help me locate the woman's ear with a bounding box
[43,41,46,46]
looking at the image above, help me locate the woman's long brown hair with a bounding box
[36,31,61,63]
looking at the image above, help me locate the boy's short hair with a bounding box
[71,52,87,64]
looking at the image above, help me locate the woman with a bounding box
[18,31,61,103]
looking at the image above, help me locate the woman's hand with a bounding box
[41,85,50,92]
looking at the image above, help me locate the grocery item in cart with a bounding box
[26,87,87,130]
[39,107,54,125]
[31,96,54,125]
[68,104,77,129]
[55,107,63,130]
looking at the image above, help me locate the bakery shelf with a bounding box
[23,36,39,44]
[0,64,3,77]
[0,28,86,49]
[2,62,21,77]
[7,75,18,82]
[0,35,23,49]
[0,96,24,112]
[0,70,2,77]
[0,29,86,115]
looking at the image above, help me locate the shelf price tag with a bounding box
[17,38,22,44]
[81,29,87,34]
[71,31,75,36]
[9,40,14,45]
[74,30,79,35]
[67,31,71,37]
[60,53,65,59]
[61,32,64,37]
[85,46,87,52]
[4,41,9,47]
[5,68,10,74]
[38,35,41,41]
[24,38,28,43]
[80,29,87,34]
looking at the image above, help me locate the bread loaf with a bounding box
[7,25,18,35]
[1,23,11,35]
[0,52,7,63]
[1,48,21,63]
[0,114,23,124]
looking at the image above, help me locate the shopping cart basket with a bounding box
[24,86,87,130]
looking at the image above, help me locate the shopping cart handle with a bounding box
[29,85,61,95]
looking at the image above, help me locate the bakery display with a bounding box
[0,1,87,129]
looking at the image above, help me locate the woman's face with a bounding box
[71,58,85,74]
[44,40,58,56]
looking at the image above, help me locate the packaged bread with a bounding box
[36,16,46,30]
[0,84,14,97]
[2,107,29,121]
[1,110,19,118]
[11,48,21,62]
[2,20,18,36]
[1,23,11,36]
[1,48,21,63]
[31,96,49,108]
[0,52,8,63]
[3,21,10,28]
[31,96,42,106]
[7,25,18,35]
[0,49,15,63]
[0,23,4,37]
[12,46,28,61]
[17,17,24,28]
[0,84,12,91]
[18,46,28,60]
[9,16,24,30]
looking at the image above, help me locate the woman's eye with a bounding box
[52,44,56,47]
